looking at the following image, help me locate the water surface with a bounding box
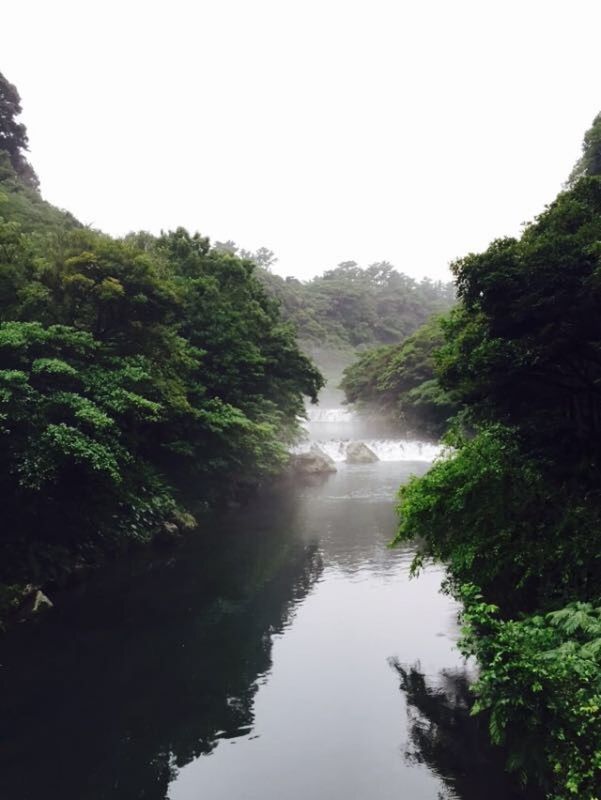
[0,411,524,800]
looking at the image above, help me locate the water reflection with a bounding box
[0,511,323,800]
[391,662,538,800]
[292,460,431,576]
[0,448,533,800]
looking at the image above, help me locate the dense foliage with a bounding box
[394,121,601,798]
[340,316,459,437]
[459,587,601,799]
[0,119,322,603]
[569,111,601,185]
[252,255,455,349]
[0,72,38,189]
[438,179,601,464]
[398,426,600,611]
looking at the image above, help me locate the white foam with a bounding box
[295,405,445,462]
[304,407,355,423]
[293,439,444,463]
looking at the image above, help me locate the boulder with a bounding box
[345,441,379,464]
[17,588,54,621]
[31,590,53,613]
[290,445,337,474]
[163,521,179,536]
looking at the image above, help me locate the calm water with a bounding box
[0,412,525,800]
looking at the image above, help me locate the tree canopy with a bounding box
[220,244,455,351]
[569,111,601,184]
[260,260,455,350]
[340,316,459,438]
[0,71,38,188]
[438,177,601,466]
[0,124,323,599]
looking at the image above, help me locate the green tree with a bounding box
[438,178,601,466]
[341,316,459,437]
[157,228,322,430]
[239,246,278,270]
[0,71,38,188]
[0,321,174,579]
[569,111,601,184]
[393,121,601,797]
[257,259,455,350]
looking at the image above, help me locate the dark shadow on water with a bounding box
[1,471,540,800]
[0,495,323,800]
[391,661,543,800]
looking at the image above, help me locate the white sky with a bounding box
[3,0,600,281]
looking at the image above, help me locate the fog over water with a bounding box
[297,405,444,462]
[0,392,526,800]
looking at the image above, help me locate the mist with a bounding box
[3,0,601,281]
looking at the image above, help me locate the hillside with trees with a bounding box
[340,316,460,438]
[216,246,456,396]
[258,261,454,351]
[215,244,455,356]
[391,116,601,798]
[0,72,322,620]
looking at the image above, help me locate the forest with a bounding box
[2,63,600,800]
[205,241,454,350]
[341,114,601,798]
[0,72,451,621]
[339,315,459,438]
[0,71,327,616]
[257,260,454,350]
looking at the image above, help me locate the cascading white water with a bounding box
[292,438,443,462]
[303,407,355,423]
[296,406,444,462]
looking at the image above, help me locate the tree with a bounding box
[340,316,459,437]
[0,321,172,578]
[439,177,601,464]
[393,171,601,799]
[0,71,38,188]
[568,110,601,185]
[0,211,324,589]
[212,239,238,255]
[239,246,278,271]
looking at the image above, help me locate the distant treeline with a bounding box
[259,262,454,349]
[211,241,455,350]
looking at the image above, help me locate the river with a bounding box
[0,407,525,800]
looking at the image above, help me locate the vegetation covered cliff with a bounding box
[0,71,323,615]
[340,316,459,438]
[389,116,601,798]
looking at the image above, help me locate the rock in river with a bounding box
[290,445,337,474]
[15,587,54,622]
[345,441,379,464]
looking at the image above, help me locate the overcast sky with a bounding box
[3,0,600,281]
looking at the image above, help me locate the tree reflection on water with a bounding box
[391,660,541,800]
[0,508,323,800]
